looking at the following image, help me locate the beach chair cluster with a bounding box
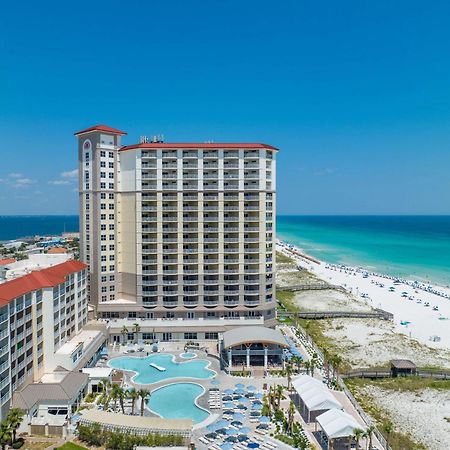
[209,388,222,410]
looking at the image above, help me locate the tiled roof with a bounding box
[0,258,16,266]
[47,247,67,254]
[120,142,278,151]
[74,124,127,136]
[0,260,87,305]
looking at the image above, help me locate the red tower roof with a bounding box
[74,124,127,136]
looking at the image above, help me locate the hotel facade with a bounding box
[76,125,278,341]
[0,260,107,420]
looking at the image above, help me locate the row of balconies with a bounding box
[141,150,270,159]
[142,267,263,275]
[142,297,262,308]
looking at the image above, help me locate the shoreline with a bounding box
[277,239,450,352]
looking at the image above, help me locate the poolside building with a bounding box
[76,125,278,335]
[0,260,106,420]
[219,326,288,370]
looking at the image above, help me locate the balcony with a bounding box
[163,300,178,308]
[143,299,158,308]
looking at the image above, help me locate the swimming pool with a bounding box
[109,353,215,384]
[180,352,197,359]
[147,382,209,424]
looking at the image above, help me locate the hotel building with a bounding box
[76,125,278,340]
[0,260,106,420]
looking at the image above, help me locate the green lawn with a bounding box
[56,443,88,450]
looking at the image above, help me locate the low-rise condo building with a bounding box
[76,125,278,340]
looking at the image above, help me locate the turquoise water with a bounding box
[277,216,450,286]
[147,383,209,424]
[180,352,196,359]
[109,354,215,384]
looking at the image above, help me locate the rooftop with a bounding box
[222,326,289,349]
[12,370,89,410]
[390,359,417,369]
[0,258,16,266]
[74,124,127,136]
[55,328,104,356]
[47,247,68,254]
[0,259,86,305]
[121,142,278,151]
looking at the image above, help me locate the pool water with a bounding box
[109,353,215,384]
[180,352,196,359]
[147,382,209,424]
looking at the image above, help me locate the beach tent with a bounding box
[301,387,342,422]
[316,408,365,450]
[292,375,325,394]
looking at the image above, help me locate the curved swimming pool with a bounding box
[109,353,215,384]
[147,382,209,424]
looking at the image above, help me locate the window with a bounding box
[100,161,106,168]
[101,245,106,251]
[142,332,155,340]
[109,235,115,240]
[109,294,115,300]
[101,256,106,262]
[109,285,115,291]
[101,266,106,272]
[100,182,106,188]
[85,152,89,160]
[109,255,114,261]
[101,295,107,301]
[85,194,89,200]
[109,265,115,271]
[109,173,114,179]
[128,312,136,318]
[109,275,115,281]
[205,332,218,340]
[109,193,114,199]
[100,172,106,178]
[109,204,114,210]
[101,214,106,220]
[101,203,106,210]
[101,235,106,241]
[109,224,114,230]
[101,276,107,282]
[108,183,114,189]
[101,286,107,293]
[85,214,89,220]
[109,152,114,158]
[109,162,114,168]
[101,193,106,199]
[109,244,115,251]
[127,333,134,340]
[184,332,197,340]
[109,214,115,220]
[100,151,106,157]
[101,224,106,230]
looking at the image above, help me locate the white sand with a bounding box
[277,243,450,351]
[358,385,450,450]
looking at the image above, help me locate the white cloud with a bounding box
[12,178,34,188]
[8,172,23,178]
[61,169,78,179]
[48,180,70,185]
[314,168,336,176]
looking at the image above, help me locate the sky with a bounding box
[1,0,450,215]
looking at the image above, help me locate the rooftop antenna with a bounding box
[140,136,149,144]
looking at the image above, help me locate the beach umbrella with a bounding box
[215,419,230,428]
[235,388,246,395]
[237,396,249,404]
[238,435,249,442]
[224,402,235,409]
[220,443,234,450]
[236,404,247,410]
[247,385,257,391]
[235,383,245,388]
[226,428,238,436]
[250,411,261,417]
[239,426,251,435]
[207,423,220,432]
[259,416,270,423]
[224,388,234,395]
[225,436,238,443]
[205,432,218,439]
[252,403,263,411]
[211,379,221,385]
[222,395,233,401]
[254,393,263,399]
[247,443,260,448]
[216,428,228,435]
[231,420,243,427]
[233,412,245,421]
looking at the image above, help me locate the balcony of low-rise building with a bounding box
[142,151,157,158]
[203,162,218,169]
[143,297,158,308]
[142,161,157,168]
[161,162,177,169]
[162,150,178,158]
[223,150,239,159]
[244,151,259,158]
[224,296,240,307]
[203,150,218,158]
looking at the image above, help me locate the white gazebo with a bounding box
[316,408,366,450]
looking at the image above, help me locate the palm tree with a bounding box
[382,420,394,447]
[98,378,111,394]
[117,387,126,414]
[285,363,293,391]
[121,326,129,344]
[353,428,365,450]
[275,384,284,408]
[287,401,295,435]
[138,389,151,416]
[322,348,331,380]
[331,354,343,380]
[0,422,12,450]
[132,323,141,343]
[365,424,376,450]
[110,384,122,411]
[129,388,139,415]
[7,408,23,442]
[303,360,311,376]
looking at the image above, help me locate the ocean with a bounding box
[277,215,450,287]
[1,215,449,287]
[0,215,79,241]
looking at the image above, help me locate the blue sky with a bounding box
[1,0,450,215]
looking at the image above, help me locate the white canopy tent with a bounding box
[302,388,343,412]
[316,408,366,450]
[292,375,327,395]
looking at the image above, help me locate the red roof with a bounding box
[74,124,127,136]
[0,260,87,305]
[0,258,16,266]
[47,247,67,254]
[120,142,278,152]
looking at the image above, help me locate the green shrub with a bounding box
[12,438,24,449]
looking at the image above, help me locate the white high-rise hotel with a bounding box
[76,125,277,333]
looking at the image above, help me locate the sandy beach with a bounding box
[277,241,450,352]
